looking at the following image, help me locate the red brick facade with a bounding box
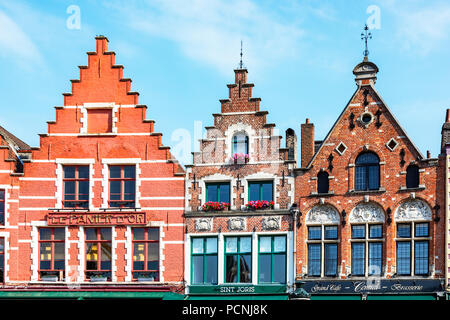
[294,57,444,290]
[0,37,185,293]
[184,67,296,293]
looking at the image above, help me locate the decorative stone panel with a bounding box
[395,199,432,221]
[262,216,281,230]
[195,218,213,231]
[349,202,385,223]
[306,205,340,225]
[228,217,246,231]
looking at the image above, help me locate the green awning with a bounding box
[367,295,436,300]
[187,295,289,300]
[311,295,361,300]
[0,291,184,300]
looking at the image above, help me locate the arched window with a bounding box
[349,203,385,277]
[306,205,340,277]
[317,171,329,194]
[355,152,380,191]
[232,132,249,155]
[406,165,419,189]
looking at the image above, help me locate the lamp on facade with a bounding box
[433,204,440,223]
[386,208,392,225]
[341,210,346,227]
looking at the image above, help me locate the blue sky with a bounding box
[0,0,449,165]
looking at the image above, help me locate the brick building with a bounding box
[294,56,445,300]
[0,37,185,299]
[441,109,450,297]
[183,66,297,299]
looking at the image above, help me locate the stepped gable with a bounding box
[192,68,288,165]
[63,36,138,106]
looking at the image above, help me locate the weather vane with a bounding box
[239,40,244,69]
[361,24,372,57]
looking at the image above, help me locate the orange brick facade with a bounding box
[0,37,185,294]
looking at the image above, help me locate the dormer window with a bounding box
[232,132,249,155]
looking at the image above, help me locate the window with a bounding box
[351,224,383,276]
[396,222,429,276]
[224,237,252,283]
[109,165,136,208]
[0,238,3,283]
[317,171,329,194]
[355,152,380,191]
[191,237,218,284]
[307,225,338,277]
[39,228,65,281]
[258,235,286,284]
[206,182,230,203]
[232,132,249,155]
[63,166,89,208]
[85,228,112,281]
[132,228,159,281]
[406,165,420,189]
[249,181,273,201]
[0,190,4,225]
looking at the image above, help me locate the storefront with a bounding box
[296,279,445,300]
[186,284,290,300]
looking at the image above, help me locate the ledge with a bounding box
[184,209,291,218]
[309,191,335,197]
[347,188,386,195]
[399,185,426,192]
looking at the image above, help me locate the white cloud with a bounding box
[107,0,305,75]
[378,0,450,55]
[0,9,42,68]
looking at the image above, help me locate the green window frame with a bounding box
[205,182,230,203]
[258,235,286,284]
[191,237,218,285]
[224,236,252,283]
[248,181,273,201]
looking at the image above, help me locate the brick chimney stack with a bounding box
[441,109,450,154]
[301,118,315,168]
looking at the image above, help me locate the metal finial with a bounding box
[361,24,372,57]
[239,40,243,69]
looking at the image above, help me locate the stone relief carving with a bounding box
[349,203,385,223]
[395,199,432,221]
[228,217,246,231]
[195,218,213,231]
[262,216,281,230]
[306,205,340,225]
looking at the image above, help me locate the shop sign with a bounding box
[189,284,286,295]
[47,212,146,226]
[300,279,443,295]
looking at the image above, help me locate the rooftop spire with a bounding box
[238,40,245,70]
[361,24,372,58]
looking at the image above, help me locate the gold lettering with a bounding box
[78,215,85,224]
[86,215,94,225]
[127,215,136,224]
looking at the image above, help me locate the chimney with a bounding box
[301,119,315,168]
[285,128,297,162]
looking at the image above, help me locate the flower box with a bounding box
[202,201,230,212]
[246,200,275,210]
[233,153,249,164]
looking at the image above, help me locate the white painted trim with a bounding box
[140,177,184,181]
[0,232,10,282]
[19,177,56,181]
[55,158,96,164]
[200,173,236,210]
[242,172,279,210]
[101,158,141,164]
